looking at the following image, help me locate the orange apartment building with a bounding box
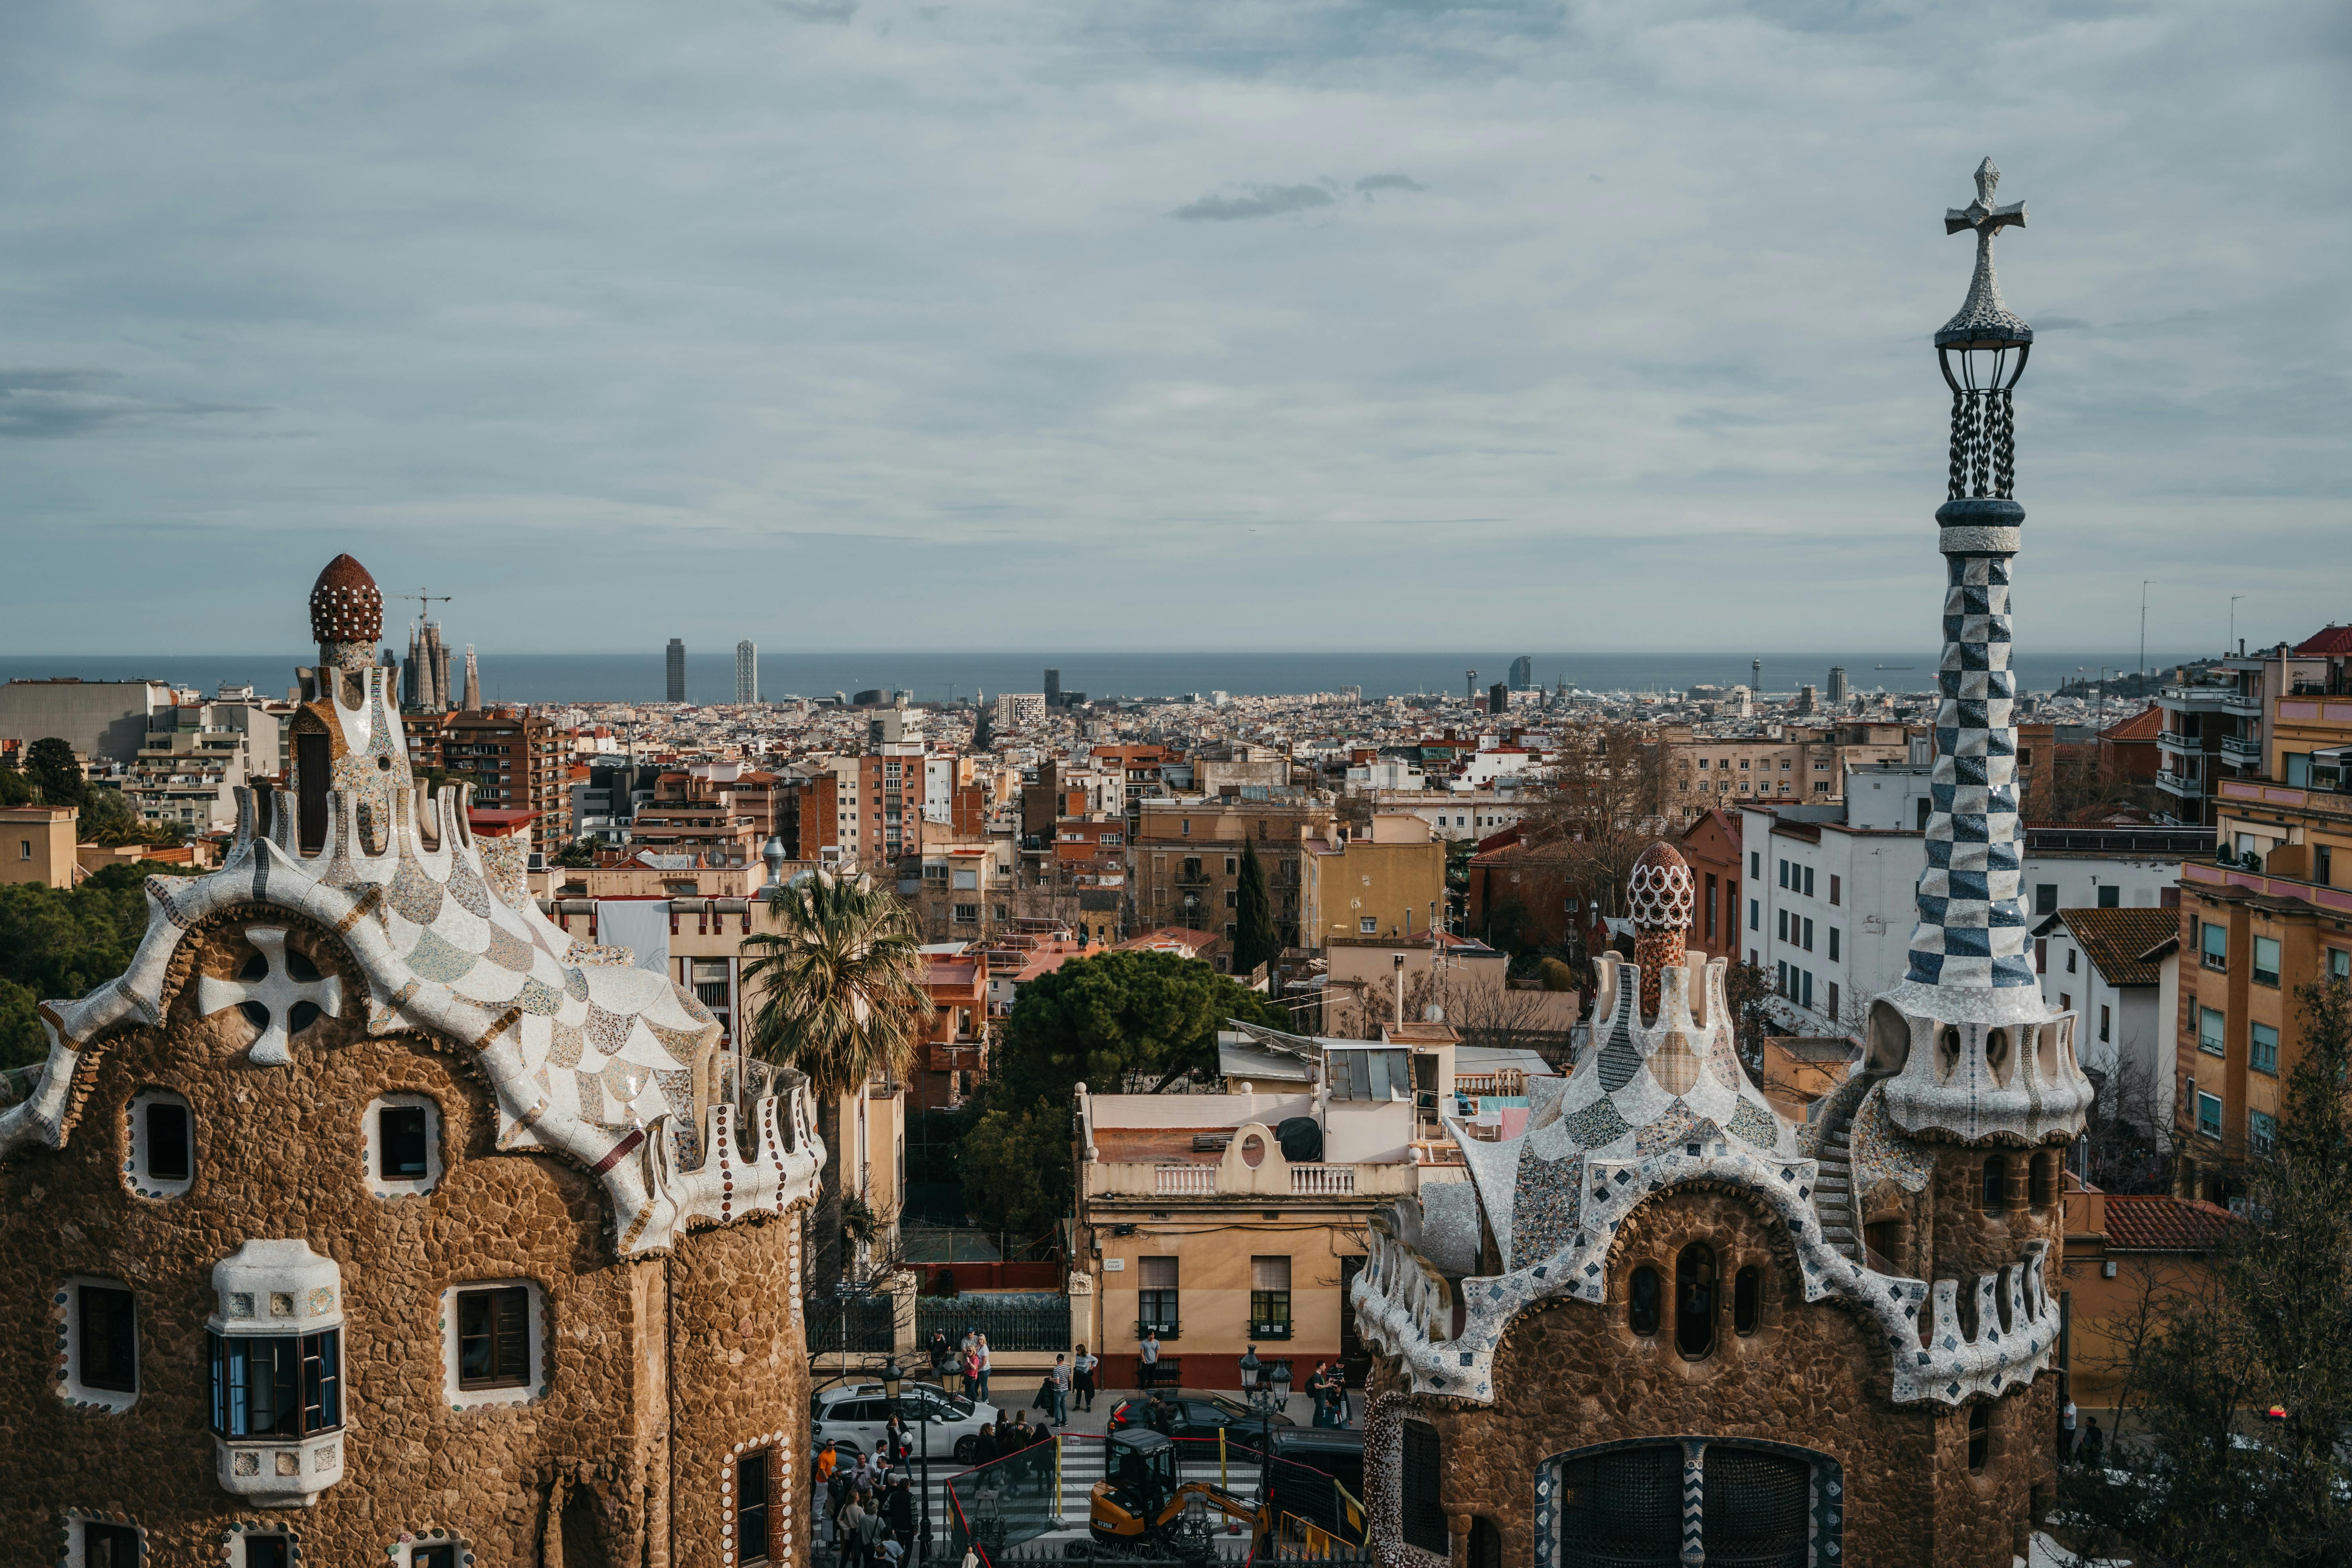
[439,707,572,847]
[2171,626,2352,1203]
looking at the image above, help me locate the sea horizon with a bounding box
[0,649,2200,707]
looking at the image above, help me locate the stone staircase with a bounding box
[1809,1067,1889,1267]
[1814,1123,1859,1263]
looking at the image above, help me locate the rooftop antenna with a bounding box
[2139,580,2152,691]
[2228,595,2245,659]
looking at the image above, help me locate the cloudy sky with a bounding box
[1,0,2343,656]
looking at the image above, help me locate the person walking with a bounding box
[2058,1397,2078,1464]
[974,1332,993,1402]
[1138,1328,1160,1390]
[853,1495,887,1568]
[2081,1415,2106,1470]
[1049,1354,1072,1427]
[928,1328,952,1382]
[836,1488,870,1568]
[883,1472,917,1563]
[1073,1344,1099,1413]
[962,1344,981,1403]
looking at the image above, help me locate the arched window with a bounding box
[1732,1265,1761,1337]
[1966,1405,1990,1473]
[2030,1149,2059,1209]
[1981,1155,2008,1214]
[1675,1245,1716,1358]
[1628,1266,1661,1335]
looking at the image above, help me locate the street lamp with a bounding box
[1238,1344,1283,1521]
[880,1356,931,1563]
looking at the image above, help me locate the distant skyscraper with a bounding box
[1752,657,1764,697]
[1509,654,1534,689]
[461,646,480,712]
[403,619,453,712]
[735,640,758,705]
[1465,669,1478,703]
[1044,668,1062,708]
[1828,666,1850,706]
[1489,682,1509,716]
[667,638,686,703]
[1339,685,1362,705]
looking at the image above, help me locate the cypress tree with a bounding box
[1234,840,1274,979]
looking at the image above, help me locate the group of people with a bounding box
[814,1440,921,1566]
[929,1327,994,1402]
[2057,1398,2107,1470]
[1301,1361,1351,1429]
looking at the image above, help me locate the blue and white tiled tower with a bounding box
[1875,161,2096,1144]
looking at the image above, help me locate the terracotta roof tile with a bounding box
[2056,907,2179,987]
[2101,1194,2237,1252]
[2293,624,2352,656]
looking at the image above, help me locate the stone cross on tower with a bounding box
[1938,158,2031,351]
[197,927,344,1066]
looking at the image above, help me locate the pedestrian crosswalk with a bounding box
[816,1436,1270,1552]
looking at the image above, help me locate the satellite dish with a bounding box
[1424,1004,1445,1023]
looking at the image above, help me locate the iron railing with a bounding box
[917,1293,1071,1354]
[807,1292,897,1356]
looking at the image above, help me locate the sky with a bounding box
[1,0,2345,657]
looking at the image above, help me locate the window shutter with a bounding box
[1251,1256,1291,1291]
[495,1288,531,1382]
[1140,1257,1179,1290]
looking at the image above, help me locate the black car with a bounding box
[1106,1391,1296,1445]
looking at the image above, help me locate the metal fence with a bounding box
[917,1292,1071,1353]
[808,1292,898,1356]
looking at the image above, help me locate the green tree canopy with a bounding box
[990,947,1288,1106]
[1233,841,1275,978]
[25,737,83,808]
[955,949,1289,1239]
[0,878,164,1068]
[0,767,32,808]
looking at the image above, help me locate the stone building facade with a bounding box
[1348,166,2093,1568]
[0,556,823,1568]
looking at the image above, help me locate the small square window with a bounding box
[77,1521,143,1568]
[2249,1109,2277,1158]
[238,1536,292,1568]
[2251,1022,2279,1075]
[2199,1007,2226,1056]
[2253,936,2281,987]
[445,1282,543,1407]
[73,1281,139,1400]
[2196,1092,2223,1139]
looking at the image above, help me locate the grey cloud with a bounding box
[1356,173,1424,192]
[2036,316,2092,331]
[0,371,259,440]
[774,0,857,21]
[1171,184,1336,222]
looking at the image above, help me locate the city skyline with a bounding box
[2,3,2343,654]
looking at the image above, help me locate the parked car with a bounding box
[811,1379,1002,1465]
[1106,1391,1295,1445]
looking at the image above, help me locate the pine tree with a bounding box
[1234,840,1274,979]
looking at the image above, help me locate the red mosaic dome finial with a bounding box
[309,554,383,646]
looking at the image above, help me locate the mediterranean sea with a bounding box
[0,651,2191,706]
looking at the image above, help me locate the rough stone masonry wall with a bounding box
[0,911,805,1566]
[667,1215,811,1568]
[1363,1187,2052,1568]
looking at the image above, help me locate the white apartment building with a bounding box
[1737,804,1926,1033]
[125,699,286,834]
[2030,906,2178,1134]
[1374,790,1531,842]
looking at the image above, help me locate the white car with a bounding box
[811,1380,1003,1466]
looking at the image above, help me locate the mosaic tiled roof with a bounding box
[0,614,821,1259]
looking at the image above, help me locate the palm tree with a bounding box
[743,868,934,1298]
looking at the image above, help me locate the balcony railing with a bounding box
[1289,1164,1356,1196]
[2221,734,2263,765]
[2155,773,2204,799]
[1153,1166,1216,1196]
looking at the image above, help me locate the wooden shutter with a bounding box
[494,1287,531,1383]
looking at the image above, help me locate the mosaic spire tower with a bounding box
[1875,161,2094,1143]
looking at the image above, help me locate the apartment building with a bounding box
[1299,813,1448,945]
[2171,627,2352,1201]
[0,677,182,763]
[913,953,989,1111]
[1737,804,1927,1031]
[1375,789,1530,842]
[1074,1023,1473,1389]
[124,697,285,834]
[1679,722,1911,809]
[911,835,1016,941]
[2031,907,2179,1132]
[2155,644,2325,826]
[441,707,572,845]
[1131,795,1338,948]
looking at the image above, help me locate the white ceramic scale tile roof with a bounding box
[0,556,823,1259]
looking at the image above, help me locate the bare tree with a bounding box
[1518,720,1698,922]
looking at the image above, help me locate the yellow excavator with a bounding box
[1088,1429,1366,1558]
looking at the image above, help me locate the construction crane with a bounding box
[401,589,453,626]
